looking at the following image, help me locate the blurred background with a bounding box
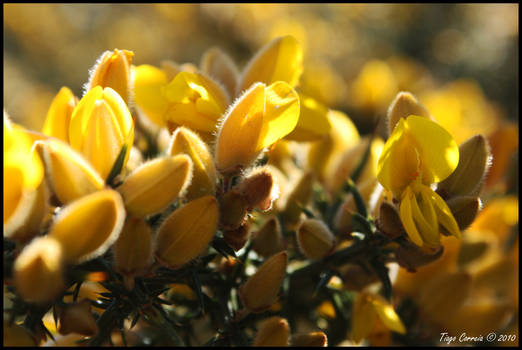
[4,3,518,136]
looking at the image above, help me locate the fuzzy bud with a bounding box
[219,189,248,230]
[386,91,431,136]
[58,300,98,336]
[297,219,335,260]
[291,332,328,347]
[41,87,78,143]
[223,221,251,251]
[239,251,287,313]
[253,317,290,347]
[117,154,193,217]
[239,168,278,211]
[200,47,239,99]
[251,217,284,258]
[155,196,218,269]
[445,196,481,231]
[14,236,65,303]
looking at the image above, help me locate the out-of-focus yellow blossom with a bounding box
[49,189,126,263]
[3,321,38,346]
[69,86,134,180]
[285,93,331,142]
[133,64,169,126]
[238,35,303,94]
[86,49,134,105]
[4,114,44,236]
[300,58,348,107]
[485,123,518,190]
[37,138,105,205]
[469,196,518,244]
[215,81,300,173]
[377,115,460,247]
[291,331,328,347]
[351,292,406,344]
[41,87,78,143]
[200,47,240,99]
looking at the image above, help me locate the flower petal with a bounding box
[399,187,424,246]
[429,188,461,239]
[133,64,169,126]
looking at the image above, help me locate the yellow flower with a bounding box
[215,81,300,173]
[69,86,134,180]
[133,64,169,126]
[377,115,460,247]
[284,93,331,142]
[41,87,78,143]
[86,49,134,105]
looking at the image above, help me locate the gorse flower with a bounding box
[377,115,461,247]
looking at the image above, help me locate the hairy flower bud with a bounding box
[437,135,491,198]
[42,87,78,143]
[251,217,284,258]
[297,219,335,260]
[219,189,248,230]
[223,221,251,251]
[239,168,278,211]
[86,49,134,105]
[117,154,193,217]
[291,332,328,347]
[57,300,98,336]
[253,317,290,346]
[239,251,287,312]
[49,189,125,263]
[200,47,239,99]
[14,236,65,303]
[386,91,431,136]
[155,196,218,268]
[445,196,481,232]
[167,127,217,200]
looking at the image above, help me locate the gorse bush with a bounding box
[3,35,518,347]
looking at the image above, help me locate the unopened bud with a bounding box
[239,168,278,211]
[58,300,98,336]
[117,155,193,217]
[42,87,78,143]
[3,321,37,346]
[49,189,126,264]
[155,196,218,269]
[281,172,315,228]
[223,221,251,251]
[113,217,153,289]
[14,236,65,303]
[86,49,134,104]
[333,178,377,234]
[445,196,481,231]
[297,219,335,260]
[387,92,431,136]
[377,201,404,239]
[341,264,379,292]
[437,135,491,198]
[219,190,247,230]
[252,217,284,258]
[167,127,217,200]
[239,251,287,313]
[253,317,290,346]
[200,47,239,99]
[291,331,328,347]
[395,241,444,272]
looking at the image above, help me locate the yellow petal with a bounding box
[155,196,218,268]
[399,187,424,246]
[371,296,406,335]
[39,139,104,205]
[238,35,303,93]
[42,87,77,143]
[117,155,193,217]
[284,93,330,142]
[409,188,439,246]
[133,64,169,126]
[49,189,125,263]
[351,293,378,343]
[428,187,461,239]
[257,81,300,150]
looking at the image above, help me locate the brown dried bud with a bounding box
[223,221,251,251]
[253,317,290,346]
[395,242,444,272]
[251,217,284,258]
[238,168,277,211]
[340,264,379,292]
[291,331,328,347]
[58,300,98,336]
[219,189,248,230]
[377,201,404,239]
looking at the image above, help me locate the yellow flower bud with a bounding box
[113,217,153,288]
[253,317,290,346]
[238,35,303,93]
[155,196,219,269]
[200,47,240,99]
[215,81,300,173]
[297,219,335,260]
[57,300,98,336]
[49,189,125,264]
[281,172,315,228]
[163,71,230,133]
[446,300,513,337]
[238,167,278,211]
[291,332,328,347]
[223,221,251,251]
[445,196,481,232]
[86,49,134,105]
[14,236,65,303]
[251,217,284,258]
[437,135,491,198]
[69,86,134,180]
[219,190,247,230]
[42,87,78,143]
[376,201,404,240]
[167,127,217,200]
[3,321,37,346]
[117,155,193,217]
[386,91,431,136]
[38,138,105,205]
[239,251,287,313]
[285,93,331,142]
